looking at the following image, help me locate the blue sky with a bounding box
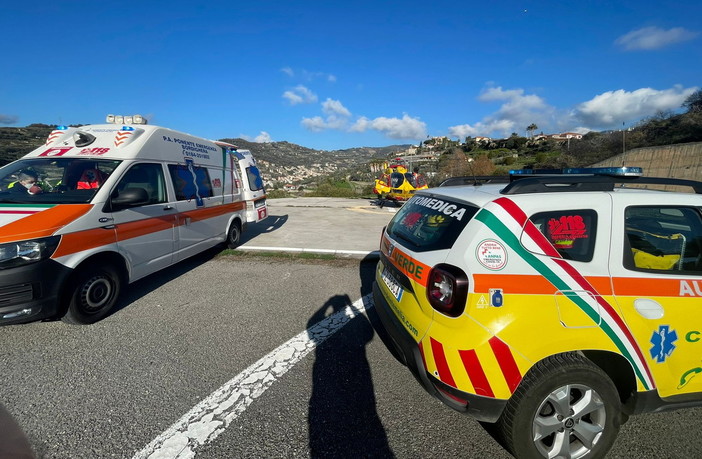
[2,0,700,150]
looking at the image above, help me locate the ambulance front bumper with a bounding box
[372,281,506,423]
[0,259,73,325]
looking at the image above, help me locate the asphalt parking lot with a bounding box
[239,197,398,257]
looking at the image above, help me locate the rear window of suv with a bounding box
[386,195,478,252]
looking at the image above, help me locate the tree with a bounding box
[683,90,702,113]
[526,123,538,138]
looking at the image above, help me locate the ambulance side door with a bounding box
[167,162,221,261]
[610,198,702,398]
[109,162,176,280]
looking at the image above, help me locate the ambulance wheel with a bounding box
[497,353,621,459]
[62,264,122,325]
[226,221,242,249]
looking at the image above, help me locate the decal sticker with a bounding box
[476,295,488,309]
[547,214,588,249]
[412,196,467,220]
[38,147,72,157]
[687,331,701,342]
[680,280,702,296]
[78,147,110,156]
[476,239,508,271]
[45,129,65,145]
[385,240,394,257]
[389,248,427,283]
[171,137,217,160]
[489,288,504,307]
[650,325,678,363]
[400,211,422,229]
[679,366,702,389]
[114,126,135,147]
[177,158,205,206]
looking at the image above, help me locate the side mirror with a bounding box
[109,187,149,211]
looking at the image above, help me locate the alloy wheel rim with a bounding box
[532,383,606,459]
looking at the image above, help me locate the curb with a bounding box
[238,245,380,260]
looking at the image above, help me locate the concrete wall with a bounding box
[591,142,702,180]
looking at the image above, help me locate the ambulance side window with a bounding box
[245,166,264,192]
[624,206,702,274]
[117,163,167,205]
[529,210,597,262]
[168,164,214,201]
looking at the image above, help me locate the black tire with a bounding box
[497,353,622,459]
[62,264,122,325]
[226,221,242,249]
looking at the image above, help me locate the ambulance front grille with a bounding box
[0,283,34,306]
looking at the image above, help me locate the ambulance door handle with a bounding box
[163,205,174,210]
[101,225,116,229]
[634,298,664,319]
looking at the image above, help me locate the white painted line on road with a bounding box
[238,245,380,258]
[133,294,374,459]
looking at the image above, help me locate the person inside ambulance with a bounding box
[9,170,43,195]
[76,168,107,190]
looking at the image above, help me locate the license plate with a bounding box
[381,268,403,301]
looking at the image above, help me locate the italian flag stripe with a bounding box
[475,201,654,390]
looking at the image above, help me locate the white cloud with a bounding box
[449,86,553,138]
[301,116,330,132]
[240,131,274,143]
[301,99,351,131]
[281,67,294,77]
[573,85,698,128]
[447,84,700,140]
[300,97,426,140]
[448,119,516,139]
[350,114,427,140]
[615,26,698,50]
[321,98,351,117]
[282,85,318,105]
[254,131,272,143]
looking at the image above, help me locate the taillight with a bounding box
[426,264,468,317]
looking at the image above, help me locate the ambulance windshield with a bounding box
[0,158,121,204]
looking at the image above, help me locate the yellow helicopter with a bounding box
[373,160,428,207]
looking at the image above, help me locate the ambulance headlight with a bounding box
[114,115,124,125]
[106,114,115,123]
[124,116,133,125]
[0,236,61,269]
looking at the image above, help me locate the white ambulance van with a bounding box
[0,114,255,325]
[215,142,268,224]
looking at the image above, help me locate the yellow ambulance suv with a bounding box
[372,167,702,458]
[0,115,264,325]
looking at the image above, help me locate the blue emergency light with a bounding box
[509,166,643,177]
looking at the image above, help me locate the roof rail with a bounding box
[438,176,510,187]
[500,175,702,195]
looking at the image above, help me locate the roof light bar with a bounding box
[105,114,148,125]
[510,166,643,177]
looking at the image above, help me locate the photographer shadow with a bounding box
[306,285,393,458]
